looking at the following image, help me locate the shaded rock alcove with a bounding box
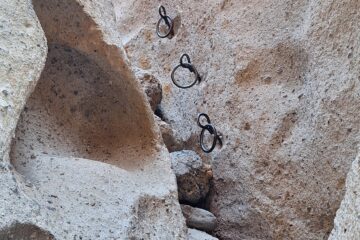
[11,0,158,173]
[11,43,152,171]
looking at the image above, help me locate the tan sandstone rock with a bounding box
[1,0,186,239]
[114,0,360,239]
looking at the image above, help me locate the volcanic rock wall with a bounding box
[1,0,360,239]
[115,0,360,239]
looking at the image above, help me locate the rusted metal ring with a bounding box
[180,53,191,66]
[197,113,211,129]
[200,124,218,153]
[159,5,167,18]
[198,113,222,153]
[156,6,173,38]
[171,54,201,89]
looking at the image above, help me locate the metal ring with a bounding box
[159,5,167,18]
[156,6,173,38]
[180,54,191,66]
[171,55,200,89]
[197,113,211,129]
[156,16,173,38]
[200,124,218,153]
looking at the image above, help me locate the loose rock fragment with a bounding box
[181,204,217,232]
[155,115,183,152]
[170,150,212,204]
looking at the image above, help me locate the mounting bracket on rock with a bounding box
[197,113,222,153]
[171,54,201,89]
[156,5,174,38]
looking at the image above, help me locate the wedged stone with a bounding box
[170,150,212,204]
[181,204,217,232]
[188,228,218,240]
[155,115,184,152]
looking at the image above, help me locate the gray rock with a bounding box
[155,115,184,152]
[188,228,218,240]
[170,150,212,204]
[182,204,217,232]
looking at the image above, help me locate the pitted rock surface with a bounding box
[1,0,360,239]
[115,0,360,239]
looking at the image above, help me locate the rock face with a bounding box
[0,0,186,239]
[329,152,360,239]
[170,150,212,204]
[181,204,217,232]
[2,0,360,239]
[0,0,47,165]
[115,0,360,239]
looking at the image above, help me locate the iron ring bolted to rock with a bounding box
[197,113,222,153]
[156,5,174,38]
[171,54,201,89]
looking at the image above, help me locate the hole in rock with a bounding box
[11,0,158,173]
[11,44,154,171]
[0,223,54,240]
